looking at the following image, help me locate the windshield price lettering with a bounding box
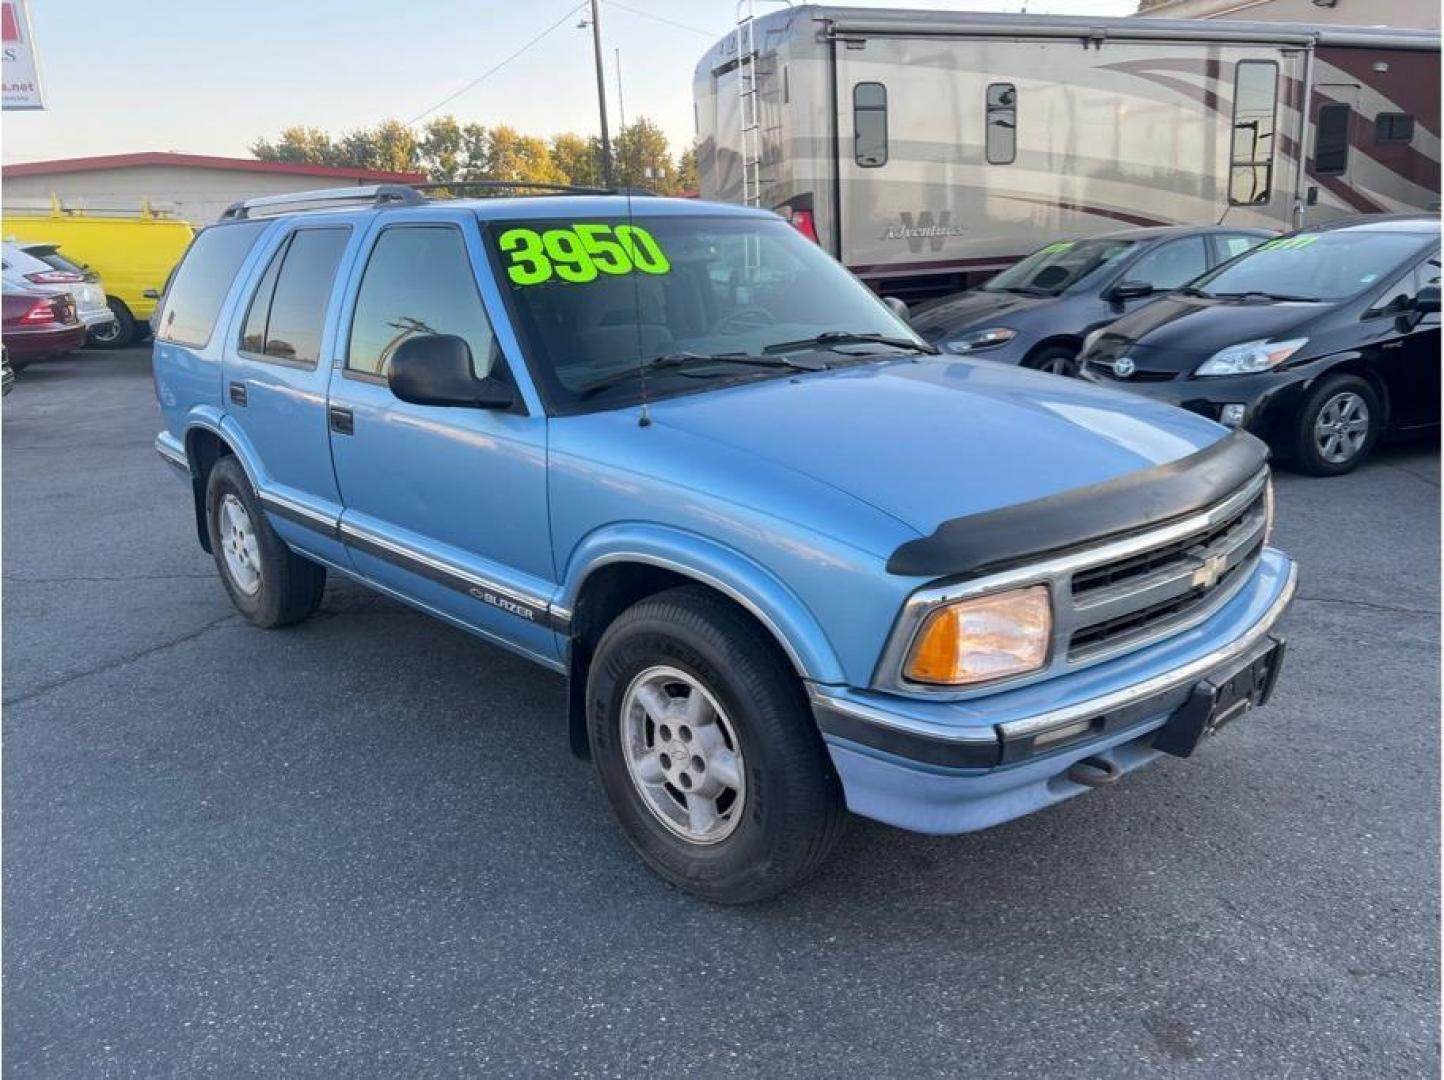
[499,224,671,286]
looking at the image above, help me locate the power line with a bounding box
[405,1,589,127]
[607,1,721,38]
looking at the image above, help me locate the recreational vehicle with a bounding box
[694,5,1441,300]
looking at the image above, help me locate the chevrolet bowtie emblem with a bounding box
[1191,553,1228,590]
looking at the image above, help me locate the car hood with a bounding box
[909,289,1054,340]
[1091,295,1325,368]
[645,358,1226,537]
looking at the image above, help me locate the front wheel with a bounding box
[1291,374,1381,476]
[587,586,846,903]
[205,455,326,627]
[1026,344,1078,376]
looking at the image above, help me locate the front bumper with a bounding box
[1080,364,1309,445]
[809,549,1296,834]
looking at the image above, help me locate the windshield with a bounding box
[985,238,1134,296]
[487,214,924,409]
[31,248,89,277]
[1193,231,1431,301]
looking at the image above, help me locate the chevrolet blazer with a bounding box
[153,186,1296,903]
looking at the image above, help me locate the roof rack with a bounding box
[219,180,654,220]
[220,184,425,220]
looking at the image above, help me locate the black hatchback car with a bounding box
[906,226,1270,373]
[1080,216,1440,475]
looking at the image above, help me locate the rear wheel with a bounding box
[1291,374,1381,476]
[587,586,846,903]
[205,455,325,627]
[88,298,133,349]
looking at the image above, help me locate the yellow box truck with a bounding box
[2,201,194,346]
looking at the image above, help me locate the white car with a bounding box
[1,240,116,341]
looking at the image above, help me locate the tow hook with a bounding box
[1067,755,1122,788]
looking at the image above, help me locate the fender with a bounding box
[558,522,847,687]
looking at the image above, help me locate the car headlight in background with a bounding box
[1194,337,1307,377]
[903,586,1052,685]
[943,327,1018,354]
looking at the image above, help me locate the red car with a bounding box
[3,287,86,367]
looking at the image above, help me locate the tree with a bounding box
[334,119,418,174]
[613,117,675,192]
[486,125,566,184]
[419,116,491,182]
[674,145,698,195]
[549,132,604,188]
[251,126,339,166]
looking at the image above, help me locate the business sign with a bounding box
[2,0,45,110]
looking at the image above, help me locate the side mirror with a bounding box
[388,334,514,410]
[1107,280,1154,302]
[883,295,909,320]
[1413,285,1440,314]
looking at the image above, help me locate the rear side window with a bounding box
[1125,237,1208,290]
[854,82,888,167]
[240,227,349,366]
[347,225,497,379]
[1375,112,1414,145]
[157,222,268,347]
[1314,103,1351,175]
[986,83,1017,165]
[1213,233,1265,262]
[1229,61,1278,205]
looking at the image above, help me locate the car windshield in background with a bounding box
[486,215,924,408]
[985,238,1134,296]
[1193,232,1431,301]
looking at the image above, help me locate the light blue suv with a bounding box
[153,185,1296,902]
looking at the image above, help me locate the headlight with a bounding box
[903,585,1052,686]
[943,327,1018,354]
[1194,337,1307,377]
[1081,327,1108,356]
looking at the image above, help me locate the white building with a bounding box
[2,152,426,226]
[1136,0,1439,29]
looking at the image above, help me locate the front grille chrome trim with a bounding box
[871,469,1271,700]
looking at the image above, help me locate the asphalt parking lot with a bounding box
[3,346,1439,1077]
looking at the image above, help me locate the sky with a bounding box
[2,0,1137,165]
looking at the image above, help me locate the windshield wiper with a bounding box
[1177,285,1213,298]
[761,331,939,356]
[575,351,824,399]
[998,285,1052,297]
[1212,290,1320,302]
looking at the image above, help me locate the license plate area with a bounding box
[1152,635,1287,758]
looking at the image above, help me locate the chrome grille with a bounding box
[1065,487,1268,662]
[872,468,1271,700]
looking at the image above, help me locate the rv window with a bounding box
[986,83,1017,165]
[854,82,888,168]
[1375,112,1414,145]
[1314,103,1351,176]
[1229,61,1277,205]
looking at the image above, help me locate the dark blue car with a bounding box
[907,226,1272,373]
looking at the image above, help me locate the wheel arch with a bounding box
[558,529,845,758]
[1309,358,1392,432]
[181,415,263,553]
[1022,335,1084,369]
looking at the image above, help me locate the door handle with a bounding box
[229,381,247,406]
[329,405,354,436]
[1381,341,1404,350]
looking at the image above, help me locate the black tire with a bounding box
[1289,373,1382,476]
[587,586,847,904]
[204,455,325,627]
[1026,344,1078,376]
[88,298,134,349]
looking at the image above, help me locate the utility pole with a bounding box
[589,0,613,188]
